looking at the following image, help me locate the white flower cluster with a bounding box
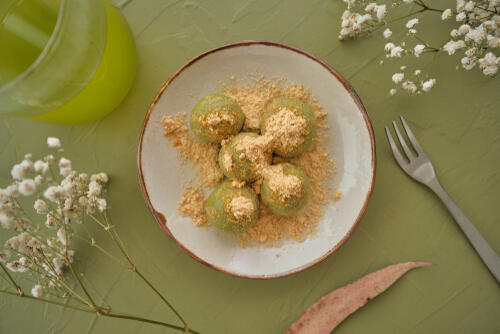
[0,137,110,298]
[339,0,500,96]
[339,1,388,39]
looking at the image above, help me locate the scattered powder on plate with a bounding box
[161,114,223,187]
[221,76,282,131]
[178,186,207,226]
[164,76,335,247]
[228,196,254,220]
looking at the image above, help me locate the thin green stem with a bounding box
[134,269,189,329]
[103,213,188,330]
[0,288,93,312]
[73,234,126,267]
[0,262,23,295]
[66,257,99,313]
[80,273,112,311]
[0,289,201,333]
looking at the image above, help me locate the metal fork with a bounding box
[385,116,500,283]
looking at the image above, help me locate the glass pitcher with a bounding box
[0,0,137,124]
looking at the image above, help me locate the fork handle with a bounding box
[428,179,500,283]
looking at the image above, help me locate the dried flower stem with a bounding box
[0,263,22,295]
[85,211,190,330]
[0,288,201,333]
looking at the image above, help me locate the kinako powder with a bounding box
[161,76,336,247]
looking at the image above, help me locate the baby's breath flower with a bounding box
[406,18,419,29]
[384,42,395,53]
[487,35,500,48]
[78,196,89,207]
[16,232,35,254]
[415,69,422,75]
[400,66,407,71]
[442,9,452,20]
[5,235,20,250]
[365,3,376,12]
[96,198,107,212]
[0,210,15,229]
[392,72,405,83]
[57,228,67,246]
[383,28,392,39]
[5,184,19,198]
[34,199,49,214]
[414,44,425,57]
[91,173,109,184]
[0,249,10,263]
[450,29,459,38]
[34,175,45,185]
[45,214,57,229]
[376,4,387,21]
[59,158,72,177]
[478,52,499,76]
[464,1,475,11]
[390,46,404,57]
[31,284,43,298]
[11,164,25,180]
[402,80,418,94]
[44,186,66,203]
[465,26,487,43]
[27,238,42,252]
[88,181,102,198]
[422,78,436,92]
[6,261,28,273]
[458,24,471,35]
[389,88,397,95]
[443,40,466,55]
[47,137,61,149]
[33,160,49,174]
[44,154,55,163]
[483,20,497,31]
[19,179,36,196]
[20,159,33,172]
[456,12,467,22]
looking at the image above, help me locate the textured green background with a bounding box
[1,0,499,333]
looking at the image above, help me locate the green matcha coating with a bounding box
[261,163,310,216]
[190,94,244,143]
[205,181,259,233]
[261,97,316,158]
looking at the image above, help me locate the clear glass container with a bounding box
[0,0,137,124]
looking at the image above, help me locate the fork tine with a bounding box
[400,116,425,155]
[392,120,415,161]
[385,126,408,169]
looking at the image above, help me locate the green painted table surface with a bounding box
[1,0,499,333]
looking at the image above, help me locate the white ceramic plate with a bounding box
[138,41,375,279]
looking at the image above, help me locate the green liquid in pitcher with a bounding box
[0,0,59,85]
[0,0,137,124]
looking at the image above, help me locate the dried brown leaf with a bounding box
[286,261,435,334]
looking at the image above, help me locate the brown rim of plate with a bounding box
[137,40,376,280]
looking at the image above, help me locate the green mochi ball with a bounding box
[190,94,244,143]
[261,163,310,216]
[205,181,259,233]
[261,97,316,158]
[218,132,271,182]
